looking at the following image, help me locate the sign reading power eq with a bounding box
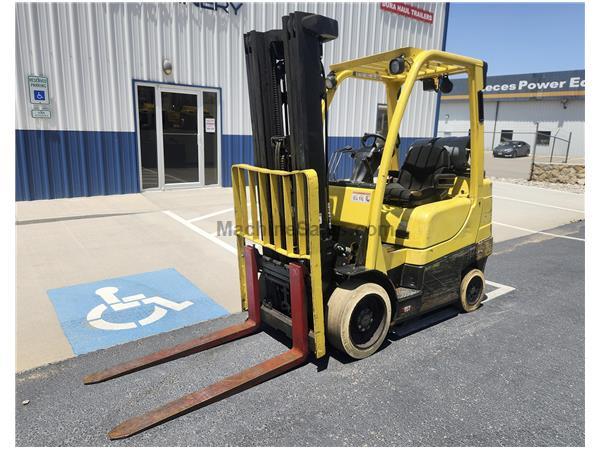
[28,75,49,104]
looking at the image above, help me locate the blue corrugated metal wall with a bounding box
[15,131,423,200]
[16,130,139,201]
[221,134,254,187]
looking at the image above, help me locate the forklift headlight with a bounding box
[325,73,337,90]
[388,57,405,75]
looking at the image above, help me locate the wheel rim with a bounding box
[349,294,386,349]
[466,275,484,305]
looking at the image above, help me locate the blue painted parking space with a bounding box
[47,268,229,355]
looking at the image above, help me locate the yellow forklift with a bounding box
[85,12,492,439]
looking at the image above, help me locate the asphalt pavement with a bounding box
[485,151,533,179]
[16,221,585,446]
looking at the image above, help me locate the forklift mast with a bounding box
[243,12,338,238]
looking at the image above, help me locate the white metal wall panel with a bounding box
[16,2,446,138]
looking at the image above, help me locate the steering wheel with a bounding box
[361,133,386,149]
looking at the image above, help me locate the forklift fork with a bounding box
[84,245,309,440]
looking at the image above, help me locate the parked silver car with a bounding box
[493,140,531,158]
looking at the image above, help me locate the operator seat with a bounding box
[384,138,453,207]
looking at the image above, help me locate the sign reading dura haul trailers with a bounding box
[380,2,434,24]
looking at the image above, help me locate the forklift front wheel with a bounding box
[327,282,392,359]
[459,269,485,312]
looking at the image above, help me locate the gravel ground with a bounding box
[16,221,585,446]
[491,177,585,194]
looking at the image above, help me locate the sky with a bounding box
[445,2,585,75]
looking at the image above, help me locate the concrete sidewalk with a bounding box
[16,181,584,371]
[16,188,240,371]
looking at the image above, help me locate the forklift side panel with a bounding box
[381,197,472,249]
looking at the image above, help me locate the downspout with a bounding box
[433,2,451,137]
[490,100,500,150]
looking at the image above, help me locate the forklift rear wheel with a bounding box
[459,269,485,312]
[327,282,391,359]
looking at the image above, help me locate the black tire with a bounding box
[511,150,517,158]
[327,282,392,359]
[458,269,485,312]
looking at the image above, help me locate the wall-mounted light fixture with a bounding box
[560,98,569,110]
[162,58,173,76]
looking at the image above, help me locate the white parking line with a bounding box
[188,207,234,223]
[493,195,584,213]
[163,211,519,306]
[163,210,237,255]
[493,221,585,242]
[484,280,516,303]
[164,208,537,309]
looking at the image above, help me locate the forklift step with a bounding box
[395,287,422,301]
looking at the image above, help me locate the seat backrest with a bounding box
[434,136,470,173]
[399,140,449,190]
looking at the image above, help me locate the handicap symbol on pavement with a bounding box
[47,268,229,355]
[87,286,194,331]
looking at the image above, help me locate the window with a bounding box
[500,130,513,142]
[536,131,551,146]
[137,85,158,189]
[376,104,388,134]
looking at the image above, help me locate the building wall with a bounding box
[438,98,584,157]
[16,2,447,200]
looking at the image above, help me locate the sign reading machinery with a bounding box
[192,2,243,15]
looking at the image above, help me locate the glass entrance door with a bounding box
[136,85,159,189]
[135,83,220,190]
[202,91,219,185]
[160,90,200,184]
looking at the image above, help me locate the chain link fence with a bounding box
[437,128,583,181]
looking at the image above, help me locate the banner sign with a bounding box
[444,70,586,99]
[193,2,243,15]
[380,3,434,24]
